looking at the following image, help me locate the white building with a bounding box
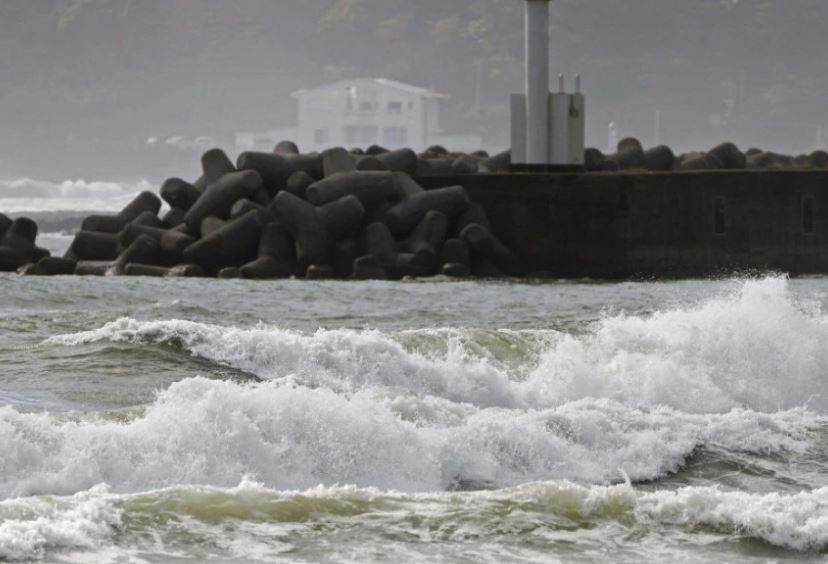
[236,78,481,154]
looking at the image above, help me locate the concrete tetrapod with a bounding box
[643,145,675,172]
[332,239,359,277]
[161,178,201,211]
[183,210,271,274]
[357,221,433,279]
[230,199,277,223]
[811,151,828,168]
[184,170,263,233]
[199,217,227,239]
[460,223,522,276]
[383,185,470,236]
[483,150,511,173]
[316,195,365,241]
[680,152,724,171]
[617,138,643,153]
[354,155,386,171]
[162,208,187,229]
[352,254,387,280]
[451,155,480,175]
[609,146,646,171]
[269,192,331,271]
[130,211,164,229]
[0,213,11,240]
[119,224,197,265]
[82,192,162,234]
[285,171,315,199]
[32,246,50,262]
[67,231,121,261]
[455,202,492,233]
[366,145,389,156]
[584,148,605,172]
[440,238,471,269]
[195,148,236,192]
[374,148,418,174]
[708,142,746,170]
[274,140,300,156]
[0,218,39,271]
[360,222,396,258]
[237,151,324,197]
[75,235,159,276]
[306,172,397,207]
[403,210,448,256]
[322,147,357,176]
[217,267,241,279]
[416,158,454,176]
[110,235,161,275]
[24,256,77,276]
[441,263,471,277]
[239,223,295,279]
[393,173,425,199]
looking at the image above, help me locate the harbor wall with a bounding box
[418,170,828,278]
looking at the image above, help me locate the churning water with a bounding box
[1,274,827,562]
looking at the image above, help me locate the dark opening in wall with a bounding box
[713,197,726,235]
[803,196,815,234]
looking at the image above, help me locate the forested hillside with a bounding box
[1,0,826,178]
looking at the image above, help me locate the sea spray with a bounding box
[0,377,812,498]
[47,277,828,413]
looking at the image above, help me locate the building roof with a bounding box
[291,78,448,99]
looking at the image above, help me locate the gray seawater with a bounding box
[1,273,827,563]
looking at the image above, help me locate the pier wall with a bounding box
[418,170,828,278]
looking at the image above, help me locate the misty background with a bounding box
[1,0,827,184]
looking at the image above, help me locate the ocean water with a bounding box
[0,273,826,563]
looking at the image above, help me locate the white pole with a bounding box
[525,0,550,166]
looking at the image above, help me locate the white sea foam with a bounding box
[2,480,827,561]
[0,177,153,212]
[0,377,811,499]
[523,276,828,413]
[46,277,828,413]
[13,276,826,560]
[46,319,525,408]
[0,485,120,561]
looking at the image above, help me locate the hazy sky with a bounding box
[1,0,826,180]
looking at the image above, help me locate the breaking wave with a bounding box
[47,277,828,413]
[0,177,152,212]
[0,376,813,498]
[2,480,827,561]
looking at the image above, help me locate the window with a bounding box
[388,101,403,114]
[359,101,375,112]
[345,126,378,145]
[313,128,328,145]
[803,196,815,234]
[383,127,408,146]
[713,197,726,235]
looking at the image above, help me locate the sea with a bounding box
[1,179,827,563]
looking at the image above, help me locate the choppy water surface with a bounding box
[1,274,827,563]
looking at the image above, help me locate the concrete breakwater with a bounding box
[4,139,828,280]
[586,139,828,172]
[3,144,521,279]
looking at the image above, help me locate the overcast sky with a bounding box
[1,0,826,180]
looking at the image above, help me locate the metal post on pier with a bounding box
[511,0,585,172]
